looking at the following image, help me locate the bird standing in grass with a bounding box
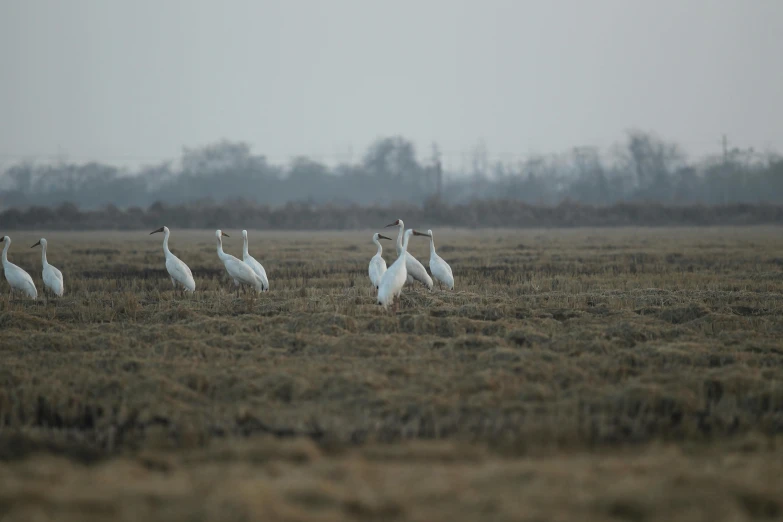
[30,238,64,298]
[368,232,392,293]
[215,229,265,297]
[377,229,415,312]
[150,226,196,294]
[384,219,433,291]
[413,229,454,290]
[1,235,37,299]
[242,230,269,291]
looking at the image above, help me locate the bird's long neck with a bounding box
[1,241,8,266]
[162,229,172,257]
[373,237,382,256]
[395,225,404,256]
[41,242,49,267]
[428,235,436,257]
[401,232,410,255]
[217,237,226,259]
[243,235,249,257]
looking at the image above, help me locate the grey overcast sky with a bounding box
[1,0,782,169]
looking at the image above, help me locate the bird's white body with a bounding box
[420,229,454,290]
[152,227,196,292]
[242,230,269,291]
[388,220,433,290]
[2,236,37,299]
[368,233,388,290]
[216,230,265,295]
[378,229,414,309]
[34,238,64,297]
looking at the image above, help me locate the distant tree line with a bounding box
[1,131,782,229]
[0,137,442,210]
[2,131,782,211]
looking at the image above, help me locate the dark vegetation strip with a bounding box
[2,398,778,464]
[3,200,783,230]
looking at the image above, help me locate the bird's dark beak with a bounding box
[412,230,428,237]
[222,232,230,237]
[150,227,164,235]
[30,240,41,248]
[378,234,392,240]
[384,221,398,228]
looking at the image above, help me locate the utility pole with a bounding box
[431,142,442,199]
[435,157,442,199]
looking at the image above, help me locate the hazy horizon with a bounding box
[2,0,782,170]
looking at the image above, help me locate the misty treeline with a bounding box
[2,131,783,211]
[2,131,783,229]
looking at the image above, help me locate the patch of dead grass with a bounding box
[1,226,783,519]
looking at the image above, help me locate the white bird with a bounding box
[377,229,414,311]
[368,232,392,292]
[30,238,64,298]
[413,229,454,290]
[1,236,37,299]
[215,230,265,297]
[150,226,196,294]
[242,230,269,291]
[384,219,433,291]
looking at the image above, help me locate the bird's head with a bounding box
[30,238,46,248]
[242,230,248,239]
[384,219,403,229]
[216,229,229,238]
[412,229,431,238]
[149,226,167,235]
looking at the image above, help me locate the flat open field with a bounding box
[1,226,783,521]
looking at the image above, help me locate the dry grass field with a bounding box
[1,226,783,521]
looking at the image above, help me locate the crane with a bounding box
[384,219,433,291]
[413,229,454,290]
[368,232,392,292]
[215,230,265,297]
[1,236,37,299]
[377,228,415,312]
[30,238,64,298]
[242,230,269,291]
[150,226,196,294]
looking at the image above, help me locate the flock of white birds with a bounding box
[148,226,270,298]
[373,219,454,312]
[1,235,62,300]
[1,218,453,311]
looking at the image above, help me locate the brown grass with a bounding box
[1,226,783,520]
